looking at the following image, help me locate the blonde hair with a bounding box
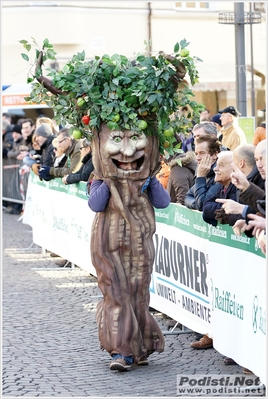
[36,117,58,134]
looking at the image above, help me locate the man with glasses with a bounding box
[38,128,83,180]
[218,106,247,151]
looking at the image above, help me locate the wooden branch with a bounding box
[35,51,67,96]
[159,51,186,80]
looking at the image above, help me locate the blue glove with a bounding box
[38,166,51,180]
[141,177,151,193]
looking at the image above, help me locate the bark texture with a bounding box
[90,125,164,363]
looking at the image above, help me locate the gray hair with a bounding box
[192,122,217,137]
[81,138,91,148]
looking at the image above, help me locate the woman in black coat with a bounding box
[62,138,94,184]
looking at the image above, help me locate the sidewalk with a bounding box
[2,212,255,398]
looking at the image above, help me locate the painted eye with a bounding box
[131,135,139,141]
[113,136,122,143]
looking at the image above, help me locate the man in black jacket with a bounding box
[31,123,56,176]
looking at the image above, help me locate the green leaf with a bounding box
[174,42,180,53]
[180,38,190,49]
[43,38,50,48]
[21,53,29,61]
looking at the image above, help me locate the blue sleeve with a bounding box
[184,186,196,209]
[194,180,222,212]
[147,176,171,209]
[88,180,111,212]
[202,186,222,226]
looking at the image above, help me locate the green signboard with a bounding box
[238,117,255,143]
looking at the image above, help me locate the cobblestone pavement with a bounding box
[2,212,262,398]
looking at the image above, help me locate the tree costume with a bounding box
[88,126,170,368]
[21,38,202,370]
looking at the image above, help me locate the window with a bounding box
[174,2,209,10]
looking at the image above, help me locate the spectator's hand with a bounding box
[214,208,229,224]
[257,230,266,255]
[62,175,68,184]
[17,151,28,160]
[38,166,51,179]
[230,165,250,191]
[196,154,213,177]
[215,198,245,215]
[232,219,247,236]
[31,163,40,176]
[246,213,266,237]
[141,177,151,193]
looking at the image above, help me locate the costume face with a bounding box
[92,124,160,180]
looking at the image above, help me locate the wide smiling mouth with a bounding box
[112,156,145,170]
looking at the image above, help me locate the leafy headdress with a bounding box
[20,38,203,155]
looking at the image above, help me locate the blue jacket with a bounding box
[202,183,241,226]
[184,163,221,211]
[88,176,171,212]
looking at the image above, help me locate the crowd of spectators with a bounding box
[155,106,266,375]
[2,113,94,212]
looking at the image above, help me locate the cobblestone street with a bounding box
[2,212,260,398]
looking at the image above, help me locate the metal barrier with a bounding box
[2,158,30,206]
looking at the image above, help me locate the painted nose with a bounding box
[120,139,136,157]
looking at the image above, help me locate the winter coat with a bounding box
[155,161,170,190]
[2,125,14,158]
[221,123,247,151]
[66,152,94,184]
[40,135,56,167]
[184,162,222,211]
[49,138,82,178]
[202,183,241,227]
[167,151,197,204]
[252,123,266,146]
[7,136,25,159]
[239,182,266,214]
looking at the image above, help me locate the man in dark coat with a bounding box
[31,123,56,177]
[185,135,221,211]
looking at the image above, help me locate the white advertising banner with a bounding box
[209,240,266,385]
[24,174,96,274]
[23,174,267,385]
[150,207,212,336]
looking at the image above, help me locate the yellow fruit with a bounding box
[164,127,174,137]
[180,49,190,57]
[138,121,148,130]
[72,129,82,139]
[163,140,170,148]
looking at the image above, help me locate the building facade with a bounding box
[1,1,267,124]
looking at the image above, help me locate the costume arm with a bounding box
[147,176,171,209]
[88,179,111,212]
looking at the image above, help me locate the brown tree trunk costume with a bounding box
[91,125,164,363]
